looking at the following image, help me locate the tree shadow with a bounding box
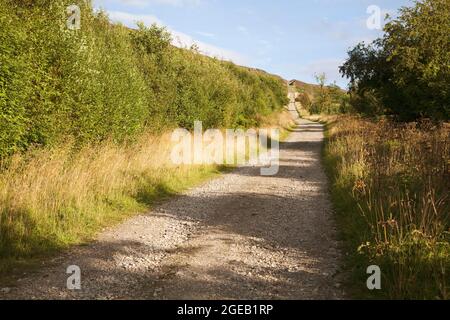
[0,120,345,300]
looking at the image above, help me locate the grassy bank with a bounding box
[0,0,288,159]
[0,131,218,275]
[0,110,294,277]
[319,115,449,299]
[0,0,292,277]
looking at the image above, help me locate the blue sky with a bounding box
[93,0,411,88]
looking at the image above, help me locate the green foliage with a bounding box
[0,2,28,159]
[340,0,450,121]
[0,1,288,159]
[305,73,350,115]
[295,91,312,110]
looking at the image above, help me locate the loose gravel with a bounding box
[0,111,346,300]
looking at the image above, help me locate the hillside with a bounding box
[289,79,322,99]
[288,79,349,114]
[1,0,447,303]
[0,0,291,275]
[0,1,289,160]
[289,79,346,98]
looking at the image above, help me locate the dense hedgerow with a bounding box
[0,0,288,159]
[0,0,290,272]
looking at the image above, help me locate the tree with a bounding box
[312,73,331,114]
[340,0,450,121]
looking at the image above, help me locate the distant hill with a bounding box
[289,79,346,89]
[289,79,346,98]
[288,79,348,112]
[289,80,322,100]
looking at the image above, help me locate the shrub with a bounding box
[340,0,450,121]
[0,1,288,160]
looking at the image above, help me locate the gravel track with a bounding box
[0,108,346,300]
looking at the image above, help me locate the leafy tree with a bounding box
[311,73,331,114]
[340,0,450,121]
[308,74,349,114]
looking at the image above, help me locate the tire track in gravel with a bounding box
[1,113,346,300]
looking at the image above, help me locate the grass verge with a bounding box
[318,115,449,300]
[0,134,220,279]
[0,110,295,282]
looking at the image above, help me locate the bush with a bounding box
[0,1,288,160]
[340,0,450,121]
[0,2,28,158]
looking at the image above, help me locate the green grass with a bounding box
[321,122,376,298]
[0,162,223,284]
[0,111,294,285]
[319,115,449,300]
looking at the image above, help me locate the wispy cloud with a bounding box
[106,10,247,64]
[298,58,346,87]
[115,0,203,7]
[196,31,216,39]
[237,25,249,36]
[171,30,246,64]
[108,11,162,26]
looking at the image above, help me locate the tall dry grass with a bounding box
[0,132,218,273]
[0,110,294,275]
[323,115,449,299]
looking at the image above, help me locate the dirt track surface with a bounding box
[0,113,346,300]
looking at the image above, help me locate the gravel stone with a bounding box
[0,112,345,300]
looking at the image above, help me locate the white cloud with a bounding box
[196,31,216,39]
[115,0,149,7]
[298,58,346,86]
[115,0,203,7]
[106,10,247,65]
[171,30,247,64]
[237,26,249,36]
[108,11,163,26]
